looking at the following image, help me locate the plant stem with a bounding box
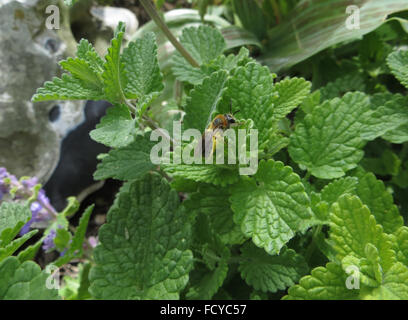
[139,0,200,68]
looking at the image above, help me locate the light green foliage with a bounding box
[230,160,312,255]
[184,185,245,245]
[239,242,308,293]
[0,257,59,300]
[284,262,359,300]
[0,202,31,247]
[94,133,157,181]
[53,205,94,268]
[183,70,228,133]
[289,92,407,179]
[90,104,136,148]
[387,50,408,89]
[172,26,226,84]
[89,174,193,299]
[186,214,229,299]
[163,164,241,187]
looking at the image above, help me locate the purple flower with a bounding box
[42,229,57,251]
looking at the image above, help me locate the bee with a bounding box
[201,113,238,158]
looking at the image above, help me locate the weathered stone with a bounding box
[0,0,85,182]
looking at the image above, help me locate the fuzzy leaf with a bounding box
[172,26,226,84]
[239,243,308,293]
[289,92,403,179]
[283,262,358,300]
[0,202,31,247]
[122,32,163,98]
[94,133,156,181]
[102,22,127,103]
[183,70,228,133]
[387,50,408,89]
[230,160,312,255]
[89,173,193,299]
[90,104,136,148]
[0,257,59,299]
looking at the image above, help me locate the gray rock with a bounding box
[0,0,85,182]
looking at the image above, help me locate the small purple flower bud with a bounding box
[42,229,57,251]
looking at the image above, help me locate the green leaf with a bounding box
[186,214,229,299]
[186,263,228,300]
[387,50,408,89]
[53,205,94,268]
[89,173,193,299]
[31,74,104,102]
[320,73,366,101]
[0,257,59,300]
[60,57,104,90]
[289,92,403,179]
[90,104,136,148]
[184,185,245,245]
[354,172,403,234]
[230,160,312,255]
[76,39,104,74]
[172,26,226,84]
[54,229,71,252]
[0,230,37,263]
[163,164,240,187]
[183,70,228,133]
[283,262,358,300]
[392,226,408,266]
[261,0,408,72]
[270,77,311,122]
[239,243,308,293]
[361,262,408,300]
[329,195,395,272]
[0,202,31,247]
[102,22,127,103]
[320,177,358,205]
[226,62,277,146]
[122,32,163,98]
[94,133,156,181]
[17,237,43,263]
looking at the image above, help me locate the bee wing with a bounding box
[202,128,223,159]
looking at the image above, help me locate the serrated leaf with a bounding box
[183,70,228,133]
[90,104,136,148]
[239,243,308,293]
[289,92,401,179]
[320,73,366,101]
[163,164,240,187]
[76,39,104,74]
[0,202,31,247]
[329,195,395,273]
[60,57,103,90]
[53,205,93,268]
[184,185,245,245]
[392,226,408,266]
[321,177,358,204]
[186,263,228,300]
[54,229,71,252]
[226,62,276,146]
[283,262,358,300]
[387,50,408,89]
[89,173,193,299]
[354,172,403,234]
[186,214,229,299]
[102,22,127,103]
[0,257,59,299]
[94,133,156,181]
[32,74,104,102]
[17,237,43,263]
[270,77,311,122]
[361,262,408,300]
[230,160,312,255]
[0,230,37,263]
[172,26,226,84]
[122,32,163,98]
